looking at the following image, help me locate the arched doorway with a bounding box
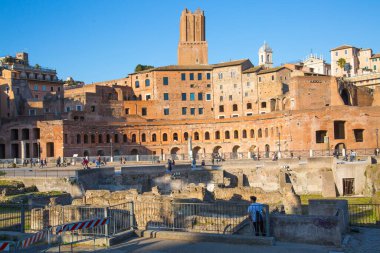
[213,146,222,154]
[170,147,180,160]
[232,145,240,159]
[83,150,89,157]
[113,149,121,156]
[340,89,351,105]
[265,144,270,158]
[335,143,346,155]
[192,146,202,160]
[97,150,104,156]
[130,149,138,155]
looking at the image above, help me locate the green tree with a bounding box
[134,64,154,72]
[337,58,346,69]
[35,64,41,69]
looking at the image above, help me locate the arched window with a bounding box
[145,79,150,87]
[265,128,268,137]
[152,133,157,142]
[91,134,95,143]
[261,55,263,63]
[258,129,262,138]
[131,134,136,143]
[250,129,255,138]
[123,134,128,143]
[76,134,81,144]
[194,132,199,140]
[184,132,189,141]
[163,133,168,141]
[173,133,178,141]
[98,134,103,143]
[247,103,252,109]
[267,54,270,62]
[232,104,238,111]
[225,131,230,139]
[205,132,210,140]
[114,134,119,143]
[242,130,247,138]
[234,130,239,139]
[215,131,220,140]
[106,134,111,143]
[84,134,88,144]
[141,133,146,142]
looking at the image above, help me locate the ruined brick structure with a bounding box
[0,8,380,159]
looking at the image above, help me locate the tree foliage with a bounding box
[337,58,346,69]
[134,64,154,72]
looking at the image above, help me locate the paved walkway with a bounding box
[344,227,380,253]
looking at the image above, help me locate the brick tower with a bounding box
[178,8,208,65]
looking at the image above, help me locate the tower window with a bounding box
[163,77,169,85]
[190,73,194,80]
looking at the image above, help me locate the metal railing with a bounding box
[0,168,75,178]
[134,201,270,236]
[0,203,134,236]
[348,204,380,227]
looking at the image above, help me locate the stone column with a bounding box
[20,140,25,161]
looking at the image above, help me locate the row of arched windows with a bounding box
[72,126,281,145]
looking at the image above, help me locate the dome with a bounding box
[259,41,272,53]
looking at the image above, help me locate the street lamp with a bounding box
[376,129,379,156]
[110,136,113,162]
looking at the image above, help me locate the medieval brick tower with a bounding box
[178,8,208,65]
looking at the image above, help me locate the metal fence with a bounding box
[134,201,269,236]
[348,204,380,227]
[0,203,134,236]
[0,168,75,178]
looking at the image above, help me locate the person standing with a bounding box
[247,196,266,236]
[56,156,61,167]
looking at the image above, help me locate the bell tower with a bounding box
[258,41,273,68]
[178,8,208,65]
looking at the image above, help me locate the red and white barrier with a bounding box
[18,230,48,249]
[0,242,10,252]
[55,217,110,234]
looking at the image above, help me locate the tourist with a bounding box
[350,150,356,162]
[39,158,44,168]
[192,158,196,170]
[82,157,89,169]
[103,157,107,165]
[167,159,172,172]
[247,196,265,236]
[120,157,123,164]
[211,157,215,165]
[56,156,61,167]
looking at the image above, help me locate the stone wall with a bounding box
[270,214,342,246]
[76,167,115,190]
[2,177,82,198]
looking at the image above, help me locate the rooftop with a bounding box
[330,45,355,51]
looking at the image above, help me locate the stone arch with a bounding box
[193,146,202,159]
[340,88,351,105]
[170,147,180,160]
[335,143,346,155]
[232,145,240,159]
[213,146,222,154]
[204,131,210,140]
[265,144,270,158]
[130,149,138,155]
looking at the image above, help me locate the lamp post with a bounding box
[37,140,40,161]
[376,129,379,156]
[110,137,113,162]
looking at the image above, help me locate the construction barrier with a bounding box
[0,241,15,252]
[18,230,48,249]
[55,217,110,234]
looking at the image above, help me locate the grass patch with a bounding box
[300,195,372,205]
[0,180,24,187]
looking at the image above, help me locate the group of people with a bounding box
[23,158,47,168]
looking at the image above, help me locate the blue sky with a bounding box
[1,0,379,83]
